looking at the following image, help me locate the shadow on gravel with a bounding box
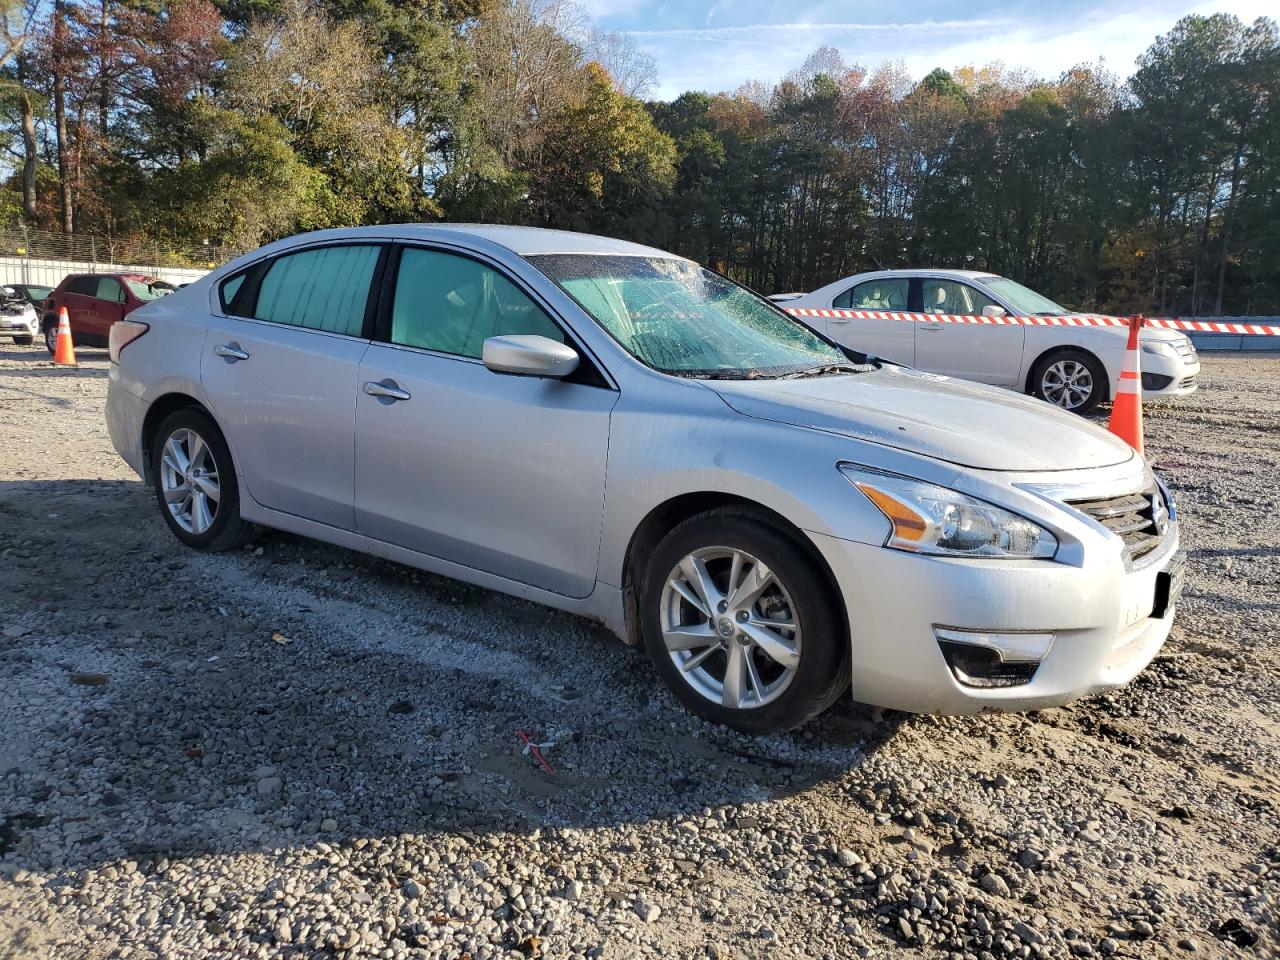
[0,478,907,875]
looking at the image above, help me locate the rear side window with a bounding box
[65,276,98,296]
[389,247,563,358]
[922,279,998,315]
[835,278,910,310]
[219,272,246,312]
[252,245,380,336]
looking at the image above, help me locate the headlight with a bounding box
[1140,340,1173,357]
[840,466,1058,559]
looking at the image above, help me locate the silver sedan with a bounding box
[105,225,1184,733]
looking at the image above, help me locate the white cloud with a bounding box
[631,0,1278,99]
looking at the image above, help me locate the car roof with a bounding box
[845,268,999,281]
[283,223,683,260]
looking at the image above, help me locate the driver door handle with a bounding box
[363,379,411,402]
[213,342,250,361]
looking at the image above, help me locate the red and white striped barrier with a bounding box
[783,307,1280,336]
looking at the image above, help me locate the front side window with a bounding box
[254,245,380,336]
[836,278,910,310]
[529,255,845,379]
[95,277,125,303]
[389,247,563,358]
[922,279,998,315]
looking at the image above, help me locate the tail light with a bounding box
[108,319,149,363]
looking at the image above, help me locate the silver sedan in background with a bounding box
[105,226,1183,732]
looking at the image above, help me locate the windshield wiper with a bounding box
[776,362,875,381]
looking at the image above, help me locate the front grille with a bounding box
[1068,489,1166,564]
[1179,375,1197,389]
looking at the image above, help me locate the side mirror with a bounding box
[981,304,1007,318]
[482,335,579,378]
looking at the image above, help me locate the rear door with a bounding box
[824,277,915,365]
[914,278,1024,385]
[353,244,616,598]
[201,243,383,530]
[60,276,99,333]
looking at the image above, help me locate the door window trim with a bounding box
[216,241,389,343]
[374,241,616,390]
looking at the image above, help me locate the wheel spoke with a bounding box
[680,644,720,674]
[669,578,709,617]
[663,621,718,652]
[744,650,765,704]
[187,432,207,469]
[721,642,746,709]
[166,436,190,474]
[741,620,800,669]
[163,482,190,504]
[192,474,220,502]
[191,490,214,532]
[726,558,774,611]
[679,555,722,612]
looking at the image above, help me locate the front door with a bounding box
[200,243,383,530]
[913,278,1025,386]
[354,245,616,598]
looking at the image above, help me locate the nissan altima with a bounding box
[105,226,1184,733]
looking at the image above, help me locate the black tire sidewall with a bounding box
[43,322,57,354]
[150,409,247,551]
[1032,349,1107,416]
[640,513,848,734]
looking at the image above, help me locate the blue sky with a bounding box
[582,0,1275,99]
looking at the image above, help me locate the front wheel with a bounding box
[42,321,57,354]
[151,408,259,551]
[640,510,849,734]
[1030,349,1108,416]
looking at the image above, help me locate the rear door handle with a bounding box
[919,324,944,332]
[213,342,250,361]
[363,379,411,402]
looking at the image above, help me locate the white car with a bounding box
[0,285,40,345]
[782,270,1200,414]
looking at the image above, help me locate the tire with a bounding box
[640,509,850,734]
[15,335,32,346]
[150,407,259,552]
[1029,348,1108,416]
[42,320,57,354]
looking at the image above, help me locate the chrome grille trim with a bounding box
[1067,487,1165,564]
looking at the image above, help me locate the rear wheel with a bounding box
[640,510,849,734]
[151,408,258,551]
[1030,349,1107,416]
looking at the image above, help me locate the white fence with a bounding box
[0,255,210,291]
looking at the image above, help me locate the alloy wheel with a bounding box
[659,546,801,710]
[159,427,220,535]
[1040,359,1094,410]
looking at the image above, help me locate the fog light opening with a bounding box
[935,628,1055,689]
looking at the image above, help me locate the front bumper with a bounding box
[811,525,1180,714]
[0,315,37,338]
[1139,351,1199,400]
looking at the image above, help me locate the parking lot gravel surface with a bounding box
[0,344,1277,960]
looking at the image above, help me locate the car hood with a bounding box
[1057,316,1185,345]
[709,367,1136,472]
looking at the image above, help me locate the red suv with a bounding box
[42,273,169,353]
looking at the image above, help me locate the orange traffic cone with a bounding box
[52,306,77,367]
[1107,314,1144,454]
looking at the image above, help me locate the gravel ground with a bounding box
[0,343,1276,960]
